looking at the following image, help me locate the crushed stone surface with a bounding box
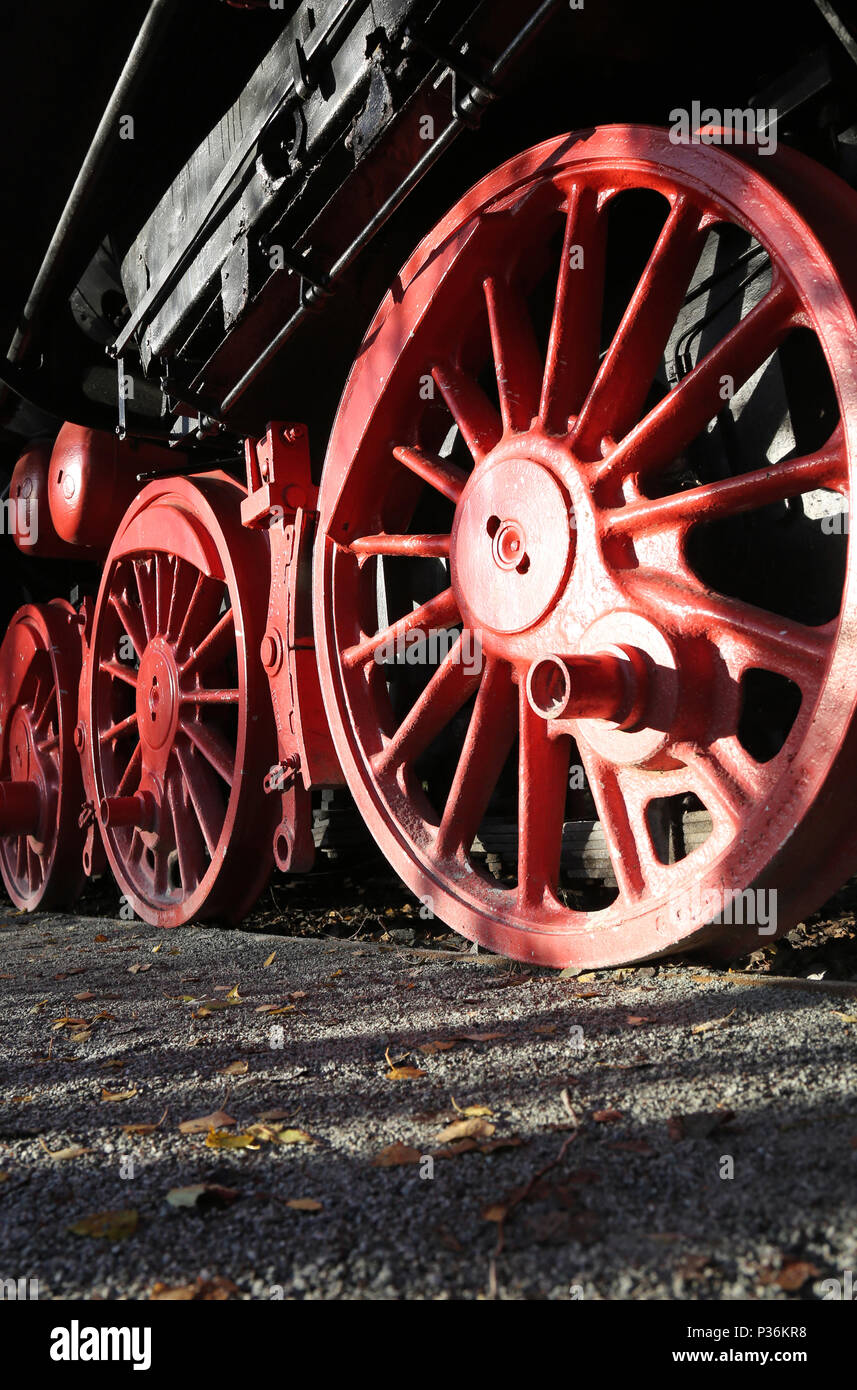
[1,911,856,1300]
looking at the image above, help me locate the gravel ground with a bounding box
[1,909,857,1301]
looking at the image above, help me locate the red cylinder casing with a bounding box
[47,424,184,550]
[8,440,75,557]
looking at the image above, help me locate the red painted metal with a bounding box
[244,422,343,871]
[48,423,183,550]
[8,441,81,558]
[314,125,857,968]
[0,602,86,909]
[79,473,278,926]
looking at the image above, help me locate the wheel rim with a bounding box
[316,125,857,968]
[0,602,85,910]
[85,475,277,926]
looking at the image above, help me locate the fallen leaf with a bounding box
[178,1108,236,1135]
[263,952,277,968]
[272,1128,315,1146]
[386,1064,426,1081]
[74,991,96,1002]
[435,1117,495,1143]
[218,1060,249,1076]
[761,1258,820,1292]
[150,1276,237,1301]
[626,1015,658,1026]
[418,1040,456,1055]
[166,1183,239,1210]
[451,1098,493,1118]
[68,1209,138,1240]
[482,1203,508,1223]
[205,1129,259,1150]
[226,985,241,1001]
[101,1087,138,1103]
[255,1003,295,1015]
[457,1032,507,1043]
[286,1198,323,1212]
[668,1109,735,1141]
[592,1109,623,1123]
[371,1142,422,1167]
[11,1094,34,1103]
[608,1139,654,1155]
[691,1010,736,1035]
[121,1107,168,1136]
[94,934,108,942]
[831,1012,857,1023]
[257,1109,292,1121]
[39,1139,91,1160]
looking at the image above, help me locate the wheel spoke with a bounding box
[517,688,572,909]
[167,770,205,893]
[109,590,147,661]
[181,717,235,786]
[436,656,517,858]
[372,634,481,779]
[32,683,57,735]
[99,711,138,745]
[572,197,704,454]
[349,533,451,559]
[606,279,797,482]
[675,737,758,827]
[99,659,139,689]
[133,560,158,642]
[484,275,543,433]
[342,587,460,669]
[175,742,224,856]
[576,745,647,901]
[392,445,468,504]
[180,688,240,705]
[605,435,846,536]
[624,569,832,689]
[167,558,200,644]
[180,607,235,681]
[115,742,142,797]
[540,182,606,431]
[431,362,502,463]
[155,554,173,636]
[175,573,222,660]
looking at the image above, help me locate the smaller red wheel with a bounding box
[81,474,278,926]
[0,602,86,910]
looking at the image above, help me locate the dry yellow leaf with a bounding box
[39,1139,91,1160]
[205,1129,259,1150]
[218,1059,249,1076]
[178,1108,236,1135]
[263,952,276,968]
[691,1010,736,1035]
[100,1086,139,1102]
[286,1198,323,1212]
[68,1209,138,1240]
[435,1117,495,1143]
[452,1098,493,1118]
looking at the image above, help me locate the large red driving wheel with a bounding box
[82,474,277,927]
[0,601,86,910]
[315,125,857,968]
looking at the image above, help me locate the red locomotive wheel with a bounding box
[83,474,277,926]
[315,125,857,968]
[0,601,86,910]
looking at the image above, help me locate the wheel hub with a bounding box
[137,641,179,759]
[450,456,573,634]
